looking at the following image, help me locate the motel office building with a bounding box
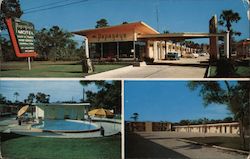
[174,122,240,135]
[35,103,90,120]
[73,22,200,61]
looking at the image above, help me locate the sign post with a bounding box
[5,18,37,70]
[28,57,31,70]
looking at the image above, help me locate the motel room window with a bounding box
[103,42,117,58]
[119,42,133,58]
[135,41,146,60]
[89,43,101,58]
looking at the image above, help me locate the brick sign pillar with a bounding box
[209,15,219,60]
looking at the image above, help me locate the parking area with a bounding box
[126,131,247,159]
[155,55,209,65]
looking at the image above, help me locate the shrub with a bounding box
[215,59,238,77]
[143,57,154,64]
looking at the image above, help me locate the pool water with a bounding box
[32,119,98,132]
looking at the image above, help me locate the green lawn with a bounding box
[209,66,250,78]
[1,133,121,159]
[184,136,249,151]
[0,61,127,77]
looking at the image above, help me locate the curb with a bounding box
[178,138,249,155]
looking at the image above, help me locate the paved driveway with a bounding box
[86,65,207,78]
[87,56,208,78]
[126,131,247,159]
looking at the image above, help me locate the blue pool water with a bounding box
[32,120,98,131]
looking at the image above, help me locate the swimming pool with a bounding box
[32,119,100,133]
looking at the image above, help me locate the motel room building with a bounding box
[73,21,200,61]
[35,103,90,120]
[236,38,250,58]
[126,121,172,132]
[173,122,239,135]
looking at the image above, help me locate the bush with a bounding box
[143,57,154,64]
[215,59,238,77]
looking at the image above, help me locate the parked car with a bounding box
[199,52,207,56]
[192,53,199,58]
[167,52,180,60]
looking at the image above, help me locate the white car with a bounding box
[192,53,199,58]
[199,52,207,56]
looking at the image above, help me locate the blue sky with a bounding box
[124,81,234,122]
[0,80,98,103]
[2,0,247,44]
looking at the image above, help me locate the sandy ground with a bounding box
[126,131,248,159]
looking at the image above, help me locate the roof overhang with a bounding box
[138,32,226,41]
[34,103,91,107]
[72,21,159,36]
[173,122,239,128]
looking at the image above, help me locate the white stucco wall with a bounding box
[35,103,90,120]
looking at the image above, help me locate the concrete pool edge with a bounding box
[9,120,121,138]
[31,119,101,133]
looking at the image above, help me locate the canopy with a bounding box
[17,105,29,117]
[88,108,114,118]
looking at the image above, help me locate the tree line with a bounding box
[0,81,121,114]
[175,117,235,126]
[0,92,50,105]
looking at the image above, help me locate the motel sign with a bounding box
[13,18,35,53]
[5,18,37,70]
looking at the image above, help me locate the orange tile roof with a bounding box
[72,21,159,36]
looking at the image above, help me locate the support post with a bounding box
[117,42,119,59]
[83,37,93,73]
[133,40,136,61]
[28,57,31,70]
[165,41,168,59]
[153,41,158,60]
[224,31,230,59]
[101,43,103,58]
[133,32,137,61]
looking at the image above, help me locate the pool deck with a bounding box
[1,117,121,138]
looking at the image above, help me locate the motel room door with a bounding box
[57,108,64,119]
[70,109,77,120]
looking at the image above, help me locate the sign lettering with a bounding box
[13,18,35,53]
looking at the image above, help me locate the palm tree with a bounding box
[13,92,19,102]
[219,10,241,58]
[163,30,170,34]
[0,94,6,104]
[27,93,35,104]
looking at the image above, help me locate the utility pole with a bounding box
[156,3,159,32]
[82,88,85,102]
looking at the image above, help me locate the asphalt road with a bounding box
[126,131,248,159]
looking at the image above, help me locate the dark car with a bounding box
[167,52,180,60]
